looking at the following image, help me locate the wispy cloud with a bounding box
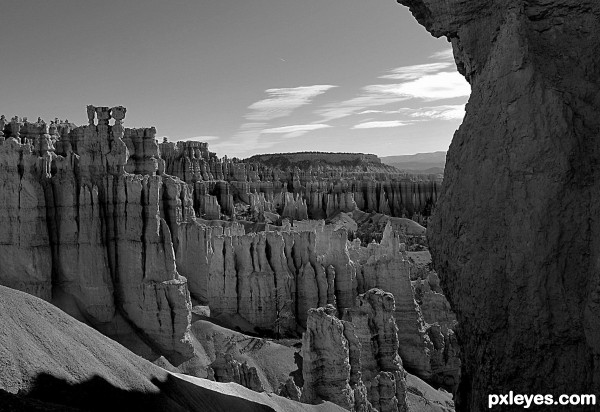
[357,110,384,115]
[407,105,465,120]
[315,47,467,122]
[316,93,411,122]
[214,85,337,157]
[261,123,332,139]
[246,85,337,121]
[352,120,410,129]
[355,105,465,120]
[429,49,454,61]
[368,72,470,101]
[379,62,453,81]
[261,124,331,134]
[178,135,220,142]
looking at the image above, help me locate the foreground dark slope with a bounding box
[397,0,600,411]
[0,285,343,412]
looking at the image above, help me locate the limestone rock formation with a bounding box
[209,352,264,392]
[398,0,600,410]
[350,223,433,380]
[0,138,53,299]
[0,106,457,408]
[302,292,409,412]
[425,324,460,395]
[300,305,358,410]
[159,140,441,222]
[0,108,193,364]
[410,259,460,395]
[278,377,302,402]
[344,289,408,412]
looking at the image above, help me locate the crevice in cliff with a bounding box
[43,179,60,298]
[140,178,148,280]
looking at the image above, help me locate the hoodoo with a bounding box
[397,0,600,410]
[0,106,456,411]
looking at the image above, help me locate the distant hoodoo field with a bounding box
[0,106,454,411]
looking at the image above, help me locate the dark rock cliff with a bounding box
[397,0,600,410]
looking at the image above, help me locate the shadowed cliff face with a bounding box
[397,0,600,410]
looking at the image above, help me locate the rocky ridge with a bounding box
[159,140,440,224]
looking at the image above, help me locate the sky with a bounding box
[0,0,469,159]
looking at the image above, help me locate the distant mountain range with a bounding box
[380,151,446,174]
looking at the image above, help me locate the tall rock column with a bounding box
[345,289,408,412]
[0,139,52,299]
[398,1,600,410]
[301,305,355,410]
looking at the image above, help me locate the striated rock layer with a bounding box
[398,0,600,410]
[0,107,193,364]
[0,107,457,398]
[301,290,409,412]
[350,224,433,380]
[159,140,440,223]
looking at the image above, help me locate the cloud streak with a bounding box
[246,85,337,121]
[261,123,332,139]
[407,105,465,120]
[367,72,470,101]
[352,120,410,129]
[215,85,337,157]
[178,135,220,142]
[354,104,465,120]
[315,92,411,122]
[429,49,454,61]
[261,124,331,134]
[315,47,468,122]
[379,62,453,81]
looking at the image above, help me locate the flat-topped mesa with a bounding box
[246,152,384,167]
[397,0,600,410]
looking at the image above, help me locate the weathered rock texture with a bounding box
[350,224,433,380]
[301,292,409,412]
[0,106,457,399]
[398,0,600,410]
[301,305,361,410]
[0,285,347,412]
[0,108,193,364]
[344,289,408,412]
[209,352,264,392]
[159,140,440,223]
[412,262,460,394]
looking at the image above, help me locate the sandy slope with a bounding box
[177,317,299,392]
[0,285,343,411]
[406,374,454,412]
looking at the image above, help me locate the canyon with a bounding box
[0,0,592,409]
[0,107,454,411]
